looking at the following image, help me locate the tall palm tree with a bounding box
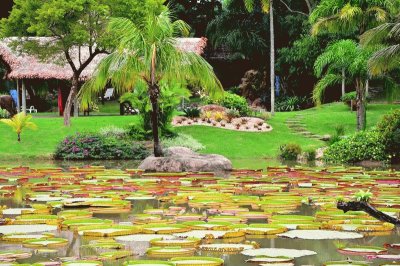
[313,39,358,104]
[243,0,275,115]
[310,0,391,131]
[79,10,223,157]
[361,13,400,76]
[0,112,37,142]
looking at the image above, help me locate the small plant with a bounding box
[204,111,213,123]
[181,117,187,122]
[221,122,226,127]
[257,121,264,126]
[99,126,127,139]
[258,127,262,131]
[354,189,373,202]
[329,125,346,145]
[341,91,357,102]
[183,106,201,118]
[226,108,240,123]
[193,118,198,123]
[279,143,302,161]
[187,121,192,125]
[214,111,225,122]
[245,126,249,130]
[212,121,217,126]
[305,149,316,161]
[241,118,249,125]
[176,118,183,124]
[0,108,10,119]
[0,112,37,142]
[162,133,204,151]
[235,123,241,129]
[254,124,258,128]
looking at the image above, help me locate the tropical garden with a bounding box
[0,0,399,265]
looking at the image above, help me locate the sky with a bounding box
[0,0,13,19]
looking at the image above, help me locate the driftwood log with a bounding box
[337,201,400,226]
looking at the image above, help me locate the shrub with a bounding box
[376,109,400,162]
[329,125,345,145]
[214,112,225,122]
[276,96,309,112]
[99,126,127,139]
[279,143,302,160]
[183,106,201,118]
[162,133,205,152]
[305,149,316,161]
[54,133,149,160]
[324,130,387,163]
[125,122,151,141]
[0,108,10,119]
[205,92,250,116]
[226,108,240,123]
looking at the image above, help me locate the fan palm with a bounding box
[313,39,358,103]
[242,0,275,115]
[0,112,38,142]
[79,10,223,157]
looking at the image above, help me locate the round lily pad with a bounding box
[170,257,224,266]
[242,248,317,258]
[278,230,363,240]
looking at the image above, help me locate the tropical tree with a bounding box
[242,0,275,115]
[0,0,165,127]
[0,112,37,142]
[313,39,358,104]
[310,0,391,130]
[361,13,400,76]
[79,10,223,157]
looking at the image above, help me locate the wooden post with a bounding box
[22,80,27,114]
[16,79,21,113]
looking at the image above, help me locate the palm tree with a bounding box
[361,13,400,76]
[310,0,391,131]
[79,10,223,157]
[0,112,37,142]
[313,39,358,105]
[243,0,275,115]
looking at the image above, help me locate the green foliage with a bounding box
[54,133,149,160]
[275,96,309,112]
[354,189,373,202]
[324,130,387,163]
[99,126,127,139]
[120,81,190,139]
[279,143,302,160]
[206,92,250,116]
[341,91,357,102]
[305,149,316,161]
[125,121,151,141]
[0,108,10,119]
[162,133,205,152]
[0,112,38,142]
[183,106,201,118]
[329,124,346,145]
[376,109,400,162]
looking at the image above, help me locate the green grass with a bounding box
[0,102,398,168]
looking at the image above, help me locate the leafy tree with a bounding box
[0,112,37,142]
[0,0,165,127]
[242,0,276,115]
[79,10,223,157]
[310,0,391,130]
[361,13,400,75]
[313,39,358,104]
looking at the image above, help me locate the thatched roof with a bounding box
[0,37,207,81]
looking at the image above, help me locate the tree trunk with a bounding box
[270,0,275,116]
[341,68,346,97]
[17,133,20,142]
[149,88,163,157]
[64,75,79,127]
[149,44,163,157]
[337,201,400,226]
[355,78,366,131]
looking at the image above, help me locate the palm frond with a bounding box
[361,22,395,46]
[312,73,342,105]
[368,44,400,75]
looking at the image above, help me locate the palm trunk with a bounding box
[17,133,20,142]
[356,78,366,131]
[150,91,163,157]
[270,0,275,116]
[64,75,79,127]
[150,44,163,157]
[341,68,346,97]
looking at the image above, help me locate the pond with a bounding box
[0,164,399,266]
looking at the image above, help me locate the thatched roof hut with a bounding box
[0,37,208,81]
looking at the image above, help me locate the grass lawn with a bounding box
[0,102,398,168]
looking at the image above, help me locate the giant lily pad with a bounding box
[242,248,317,258]
[278,230,363,240]
[0,225,57,234]
[170,257,224,266]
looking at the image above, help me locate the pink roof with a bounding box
[0,37,207,81]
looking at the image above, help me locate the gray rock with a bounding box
[139,147,232,174]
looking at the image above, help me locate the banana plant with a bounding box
[0,112,37,142]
